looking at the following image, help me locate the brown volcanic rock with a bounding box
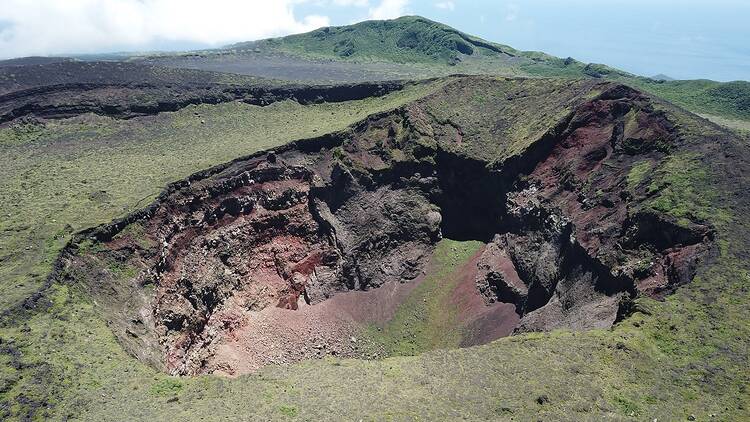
[68,76,717,375]
[80,123,443,374]
[471,84,715,332]
[151,164,346,373]
[475,237,528,307]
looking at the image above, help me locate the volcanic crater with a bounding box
[65,77,715,376]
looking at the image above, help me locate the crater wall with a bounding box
[64,78,715,375]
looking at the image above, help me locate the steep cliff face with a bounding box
[0,72,407,123]
[66,77,715,376]
[474,87,714,333]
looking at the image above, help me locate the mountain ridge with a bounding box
[132,16,750,123]
[5,16,746,123]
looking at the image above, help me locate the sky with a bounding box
[0,0,747,81]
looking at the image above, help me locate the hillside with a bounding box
[627,78,750,121]
[232,15,519,65]
[136,16,750,125]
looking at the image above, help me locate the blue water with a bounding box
[418,0,750,82]
[300,0,750,82]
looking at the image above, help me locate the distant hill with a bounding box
[628,78,750,121]
[230,16,636,79]
[650,73,675,81]
[0,56,74,67]
[231,16,519,65]
[229,17,750,122]
[61,16,750,123]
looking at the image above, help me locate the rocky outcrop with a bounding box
[472,86,715,331]
[66,77,715,375]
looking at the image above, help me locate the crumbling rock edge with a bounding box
[0,79,414,124]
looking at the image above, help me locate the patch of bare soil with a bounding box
[453,246,520,347]
[208,260,433,375]
[140,52,431,83]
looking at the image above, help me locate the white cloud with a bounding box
[0,0,331,59]
[331,0,369,6]
[435,1,455,11]
[505,3,520,22]
[368,0,409,20]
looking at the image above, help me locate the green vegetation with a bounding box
[646,153,722,225]
[0,86,746,421]
[626,78,750,121]
[359,239,483,356]
[0,81,447,420]
[417,76,599,162]
[235,16,518,66]
[627,160,654,191]
[278,405,299,418]
[520,63,750,123]
[224,16,750,125]
[150,378,183,396]
[112,221,154,250]
[4,251,748,421]
[1,17,749,417]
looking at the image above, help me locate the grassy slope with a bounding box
[130,16,747,125]
[0,22,748,418]
[14,223,747,421]
[87,86,749,421]
[1,81,450,420]
[233,16,518,65]
[358,240,484,357]
[622,78,750,122]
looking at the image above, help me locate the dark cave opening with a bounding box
[433,153,506,242]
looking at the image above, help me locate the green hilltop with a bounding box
[222,16,750,124]
[231,16,520,65]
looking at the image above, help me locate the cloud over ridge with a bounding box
[0,0,409,59]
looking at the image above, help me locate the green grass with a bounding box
[521,63,750,123]
[5,254,747,421]
[417,77,601,162]
[627,160,653,191]
[626,78,750,121]
[231,16,750,124]
[234,16,518,66]
[278,405,298,418]
[128,16,750,128]
[0,79,445,420]
[645,153,728,226]
[359,239,483,357]
[150,378,183,396]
